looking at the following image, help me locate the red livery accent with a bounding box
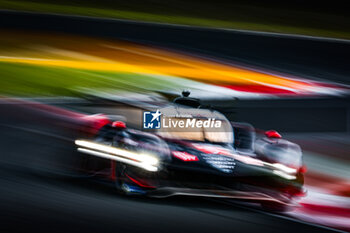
[125,174,155,188]
[299,165,307,174]
[112,121,127,129]
[172,151,199,161]
[83,114,111,136]
[110,161,116,180]
[265,130,282,139]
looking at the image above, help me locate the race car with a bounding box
[74,91,306,212]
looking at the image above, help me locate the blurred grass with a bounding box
[0,0,349,39]
[0,62,184,96]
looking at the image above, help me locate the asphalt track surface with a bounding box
[0,118,340,233]
[0,11,348,233]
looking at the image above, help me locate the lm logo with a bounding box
[143,110,161,129]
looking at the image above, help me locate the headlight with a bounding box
[262,162,297,180]
[75,140,159,172]
[139,152,159,166]
[272,170,296,180]
[270,163,297,174]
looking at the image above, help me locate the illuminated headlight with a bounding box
[272,170,296,180]
[262,162,297,180]
[270,163,297,174]
[139,153,159,166]
[75,140,159,172]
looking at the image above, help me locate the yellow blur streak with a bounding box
[0,30,312,91]
[0,56,163,74]
[101,44,308,90]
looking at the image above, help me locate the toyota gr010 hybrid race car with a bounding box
[74,96,306,212]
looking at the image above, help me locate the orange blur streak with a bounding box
[104,43,310,89]
[0,30,312,90]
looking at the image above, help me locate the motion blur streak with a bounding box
[0,8,350,233]
[0,90,349,232]
[75,139,159,171]
[0,30,348,97]
[77,148,158,172]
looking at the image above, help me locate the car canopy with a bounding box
[156,106,233,144]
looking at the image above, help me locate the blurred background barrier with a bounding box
[217,97,350,132]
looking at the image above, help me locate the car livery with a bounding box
[74,95,306,212]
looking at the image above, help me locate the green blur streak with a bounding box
[0,62,183,96]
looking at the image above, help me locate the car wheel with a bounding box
[115,162,150,195]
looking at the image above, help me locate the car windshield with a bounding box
[157,117,233,144]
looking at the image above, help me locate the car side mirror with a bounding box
[265,130,282,139]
